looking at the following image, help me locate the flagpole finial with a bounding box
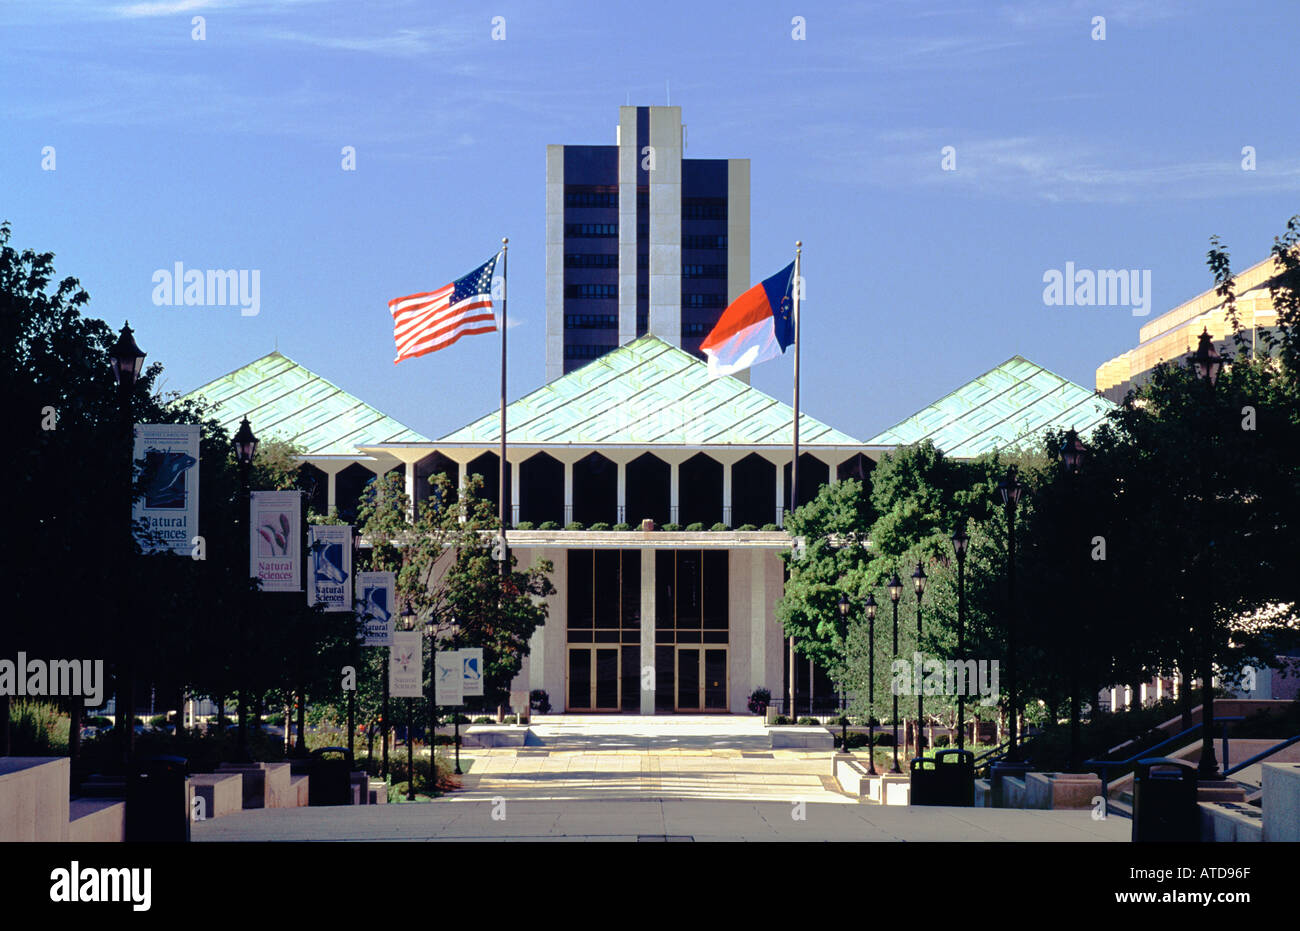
[795,240,802,250]
[502,237,508,248]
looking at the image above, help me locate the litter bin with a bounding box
[933,749,975,806]
[126,754,189,842]
[1132,757,1199,842]
[911,750,976,806]
[309,746,355,806]
[989,760,1031,808]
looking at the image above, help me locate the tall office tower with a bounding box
[546,106,751,381]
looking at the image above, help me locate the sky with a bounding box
[3,0,1298,443]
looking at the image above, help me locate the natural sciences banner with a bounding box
[307,525,352,611]
[356,571,395,646]
[132,423,200,555]
[250,490,302,591]
[389,631,423,698]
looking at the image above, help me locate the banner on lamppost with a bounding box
[307,525,352,611]
[389,631,423,698]
[250,490,302,591]
[132,423,200,555]
[460,648,484,697]
[435,650,464,706]
[356,571,395,646]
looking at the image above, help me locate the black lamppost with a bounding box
[232,416,258,760]
[1060,428,1087,771]
[996,466,1025,760]
[912,561,928,758]
[951,527,970,752]
[864,592,878,775]
[887,572,903,773]
[837,594,851,754]
[348,524,362,758]
[1191,328,1225,779]
[109,323,146,762]
[401,602,417,800]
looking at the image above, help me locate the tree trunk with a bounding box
[296,689,306,754]
[1,695,9,755]
[283,701,291,754]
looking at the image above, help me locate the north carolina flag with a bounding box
[699,261,796,377]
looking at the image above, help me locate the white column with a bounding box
[722,461,733,527]
[750,549,765,693]
[616,459,626,524]
[775,462,785,527]
[669,461,680,524]
[563,460,574,524]
[641,548,656,715]
[1139,682,1148,706]
[404,463,417,522]
[327,469,338,514]
[510,456,521,526]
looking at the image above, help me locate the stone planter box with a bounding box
[216,762,293,809]
[1199,801,1263,842]
[0,757,69,842]
[1262,762,1300,842]
[188,773,243,820]
[1025,772,1102,811]
[462,725,529,748]
[69,799,125,842]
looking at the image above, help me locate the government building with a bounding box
[184,105,1114,715]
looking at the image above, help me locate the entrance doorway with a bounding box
[675,646,728,711]
[568,647,623,711]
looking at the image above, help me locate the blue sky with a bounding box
[4,0,1297,442]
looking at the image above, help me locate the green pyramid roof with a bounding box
[865,355,1114,458]
[440,335,860,446]
[182,351,427,456]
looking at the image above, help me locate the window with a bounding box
[565,223,617,238]
[684,293,724,308]
[683,234,727,250]
[683,264,726,279]
[564,314,617,329]
[682,198,726,220]
[565,283,618,299]
[565,253,619,268]
[565,189,619,208]
[564,343,614,360]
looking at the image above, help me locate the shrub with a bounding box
[514,521,535,530]
[662,522,682,531]
[472,716,494,724]
[796,716,819,726]
[612,522,633,531]
[773,715,791,726]
[87,715,112,728]
[149,714,169,728]
[503,715,518,724]
[761,523,779,531]
[747,688,772,715]
[684,522,705,532]
[565,521,584,531]
[588,522,611,531]
[538,521,560,531]
[530,689,552,714]
[736,523,758,532]
[873,731,895,746]
[440,712,470,725]
[710,522,730,532]
[11,701,69,755]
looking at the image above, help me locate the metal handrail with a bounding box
[973,733,1038,768]
[1086,716,1240,798]
[1223,733,1300,778]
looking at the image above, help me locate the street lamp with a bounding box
[996,466,1025,761]
[887,572,903,773]
[1191,329,1226,779]
[401,602,417,800]
[912,561,928,758]
[1060,429,1087,771]
[110,322,146,763]
[951,527,970,752]
[864,592,878,775]
[233,416,258,760]
[348,524,362,758]
[837,594,850,755]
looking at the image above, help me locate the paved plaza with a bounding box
[192,717,1130,841]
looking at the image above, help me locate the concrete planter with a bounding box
[1024,772,1102,811]
[770,726,834,749]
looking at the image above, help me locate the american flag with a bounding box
[389,254,500,363]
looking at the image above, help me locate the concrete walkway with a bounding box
[191,716,1129,841]
[192,797,1128,841]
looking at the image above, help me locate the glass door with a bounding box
[676,647,701,711]
[567,647,622,711]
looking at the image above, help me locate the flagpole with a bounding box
[499,238,509,546]
[790,239,801,718]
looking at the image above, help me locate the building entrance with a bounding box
[675,646,728,711]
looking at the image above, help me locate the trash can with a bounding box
[126,755,189,842]
[932,749,975,806]
[1132,757,1199,842]
[909,756,939,805]
[309,746,354,806]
